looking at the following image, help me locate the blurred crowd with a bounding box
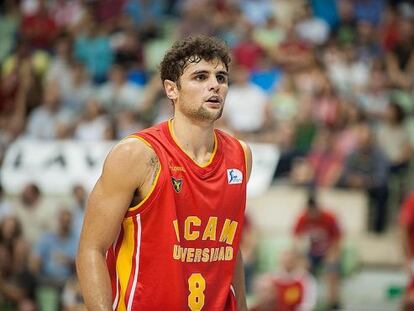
[1,0,414,310]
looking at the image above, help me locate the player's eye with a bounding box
[217,74,228,84]
[195,74,207,81]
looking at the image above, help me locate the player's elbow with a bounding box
[76,241,105,279]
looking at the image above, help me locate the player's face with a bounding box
[166,58,229,122]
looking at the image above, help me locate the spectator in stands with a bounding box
[232,23,264,71]
[30,208,77,291]
[60,61,95,114]
[1,39,43,118]
[251,248,317,311]
[0,216,36,311]
[112,28,145,76]
[222,63,271,140]
[74,13,113,83]
[290,128,344,188]
[177,0,217,39]
[385,16,414,90]
[0,215,23,255]
[74,97,111,141]
[123,0,165,40]
[399,189,414,310]
[325,43,370,97]
[47,35,94,114]
[250,54,283,95]
[377,102,413,203]
[311,77,342,129]
[309,0,339,29]
[0,0,19,63]
[240,0,273,27]
[20,0,58,51]
[269,73,299,122]
[271,26,313,72]
[25,82,75,139]
[13,183,55,245]
[295,3,330,46]
[355,20,382,63]
[46,33,74,96]
[293,191,342,310]
[253,14,286,51]
[333,101,364,158]
[377,102,413,175]
[0,244,36,311]
[334,0,357,45]
[98,63,145,115]
[356,59,390,122]
[276,99,317,165]
[353,0,386,26]
[337,122,390,233]
[49,0,85,31]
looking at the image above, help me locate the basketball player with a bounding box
[76,35,251,310]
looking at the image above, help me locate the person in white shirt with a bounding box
[98,63,144,115]
[223,64,271,139]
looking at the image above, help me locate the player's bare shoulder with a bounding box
[102,137,159,190]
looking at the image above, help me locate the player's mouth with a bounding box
[205,95,222,108]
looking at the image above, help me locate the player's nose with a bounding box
[208,76,220,92]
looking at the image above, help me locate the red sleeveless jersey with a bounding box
[106,120,247,311]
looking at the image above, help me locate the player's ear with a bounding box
[164,80,178,101]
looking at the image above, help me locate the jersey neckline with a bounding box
[162,119,224,178]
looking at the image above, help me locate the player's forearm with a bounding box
[76,248,113,311]
[232,250,248,311]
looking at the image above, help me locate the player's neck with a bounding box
[170,116,216,166]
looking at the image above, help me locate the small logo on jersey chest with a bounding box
[171,177,183,192]
[227,169,243,184]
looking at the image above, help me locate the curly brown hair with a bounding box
[160,35,231,86]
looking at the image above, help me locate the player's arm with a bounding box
[76,138,157,310]
[232,141,252,311]
[239,140,252,181]
[232,250,248,311]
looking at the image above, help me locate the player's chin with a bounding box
[202,105,223,119]
[209,108,223,121]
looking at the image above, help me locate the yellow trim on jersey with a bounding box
[168,119,217,168]
[126,134,152,147]
[127,135,162,212]
[116,219,136,311]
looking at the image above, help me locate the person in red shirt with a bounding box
[77,35,252,311]
[20,1,58,51]
[293,192,342,310]
[399,190,414,310]
[250,248,317,311]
